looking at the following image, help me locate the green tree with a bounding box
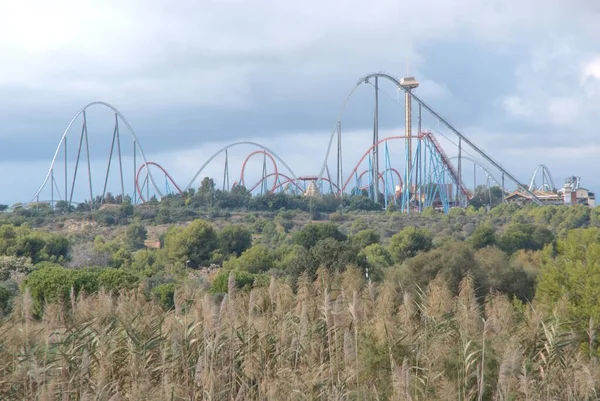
[497,223,554,255]
[293,222,347,249]
[351,229,380,250]
[348,195,381,211]
[224,245,273,274]
[469,223,496,249]
[215,185,251,209]
[389,226,433,263]
[196,177,216,207]
[310,238,360,274]
[468,185,503,209]
[152,282,176,309]
[360,243,393,269]
[22,266,96,317]
[120,202,134,217]
[360,243,392,281]
[0,225,69,264]
[402,240,478,295]
[156,207,172,224]
[474,246,534,301]
[219,225,252,257]
[97,269,139,292]
[0,285,10,315]
[130,249,159,276]
[55,200,74,214]
[125,221,148,251]
[536,228,600,331]
[211,270,255,293]
[163,219,219,267]
[259,221,288,248]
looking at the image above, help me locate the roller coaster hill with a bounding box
[24,72,585,214]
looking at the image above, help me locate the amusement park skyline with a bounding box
[0,1,600,205]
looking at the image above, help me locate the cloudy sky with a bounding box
[0,0,599,204]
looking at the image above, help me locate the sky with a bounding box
[0,0,599,204]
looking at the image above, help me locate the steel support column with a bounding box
[372,77,379,202]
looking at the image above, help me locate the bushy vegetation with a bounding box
[3,188,600,398]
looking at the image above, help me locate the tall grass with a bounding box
[0,268,598,400]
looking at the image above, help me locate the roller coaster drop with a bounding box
[28,73,544,212]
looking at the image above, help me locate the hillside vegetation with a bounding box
[1,189,600,399]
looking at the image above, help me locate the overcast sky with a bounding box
[0,0,599,204]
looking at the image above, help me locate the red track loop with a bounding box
[342,133,469,199]
[136,162,183,203]
[357,168,403,192]
[342,135,418,192]
[247,173,303,193]
[239,150,279,193]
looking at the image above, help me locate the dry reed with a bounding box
[0,268,598,400]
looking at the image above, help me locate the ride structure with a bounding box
[27,72,550,213]
[317,72,543,212]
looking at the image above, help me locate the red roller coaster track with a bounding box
[357,168,403,192]
[136,162,183,203]
[239,150,279,193]
[422,131,470,199]
[134,134,469,203]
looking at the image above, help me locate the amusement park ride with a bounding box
[27,72,586,213]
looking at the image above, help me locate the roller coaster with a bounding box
[27,72,553,213]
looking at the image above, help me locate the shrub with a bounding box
[98,269,139,292]
[293,223,347,249]
[23,266,138,318]
[389,226,433,263]
[210,270,255,294]
[218,225,252,257]
[0,285,10,315]
[151,282,176,310]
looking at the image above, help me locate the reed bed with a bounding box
[0,268,597,400]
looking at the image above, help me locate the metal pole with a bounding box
[133,140,137,204]
[473,163,476,197]
[418,104,422,212]
[115,114,125,202]
[502,173,505,203]
[51,169,54,208]
[102,125,118,203]
[83,112,94,207]
[337,120,342,197]
[406,89,413,208]
[373,77,379,202]
[457,137,462,205]
[223,150,229,191]
[64,136,68,201]
[69,120,86,204]
[262,152,268,195]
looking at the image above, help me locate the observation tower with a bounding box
[399,76,419,208]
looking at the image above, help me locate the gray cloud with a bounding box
[0,0,599,203]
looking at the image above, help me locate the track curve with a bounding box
[356,168,403,192]
[239,150,279,192]
[529,164,556,192]
[186,141,301,191]
[318,72,542,205]
[29,101,161,203]
[136,162,183,203]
